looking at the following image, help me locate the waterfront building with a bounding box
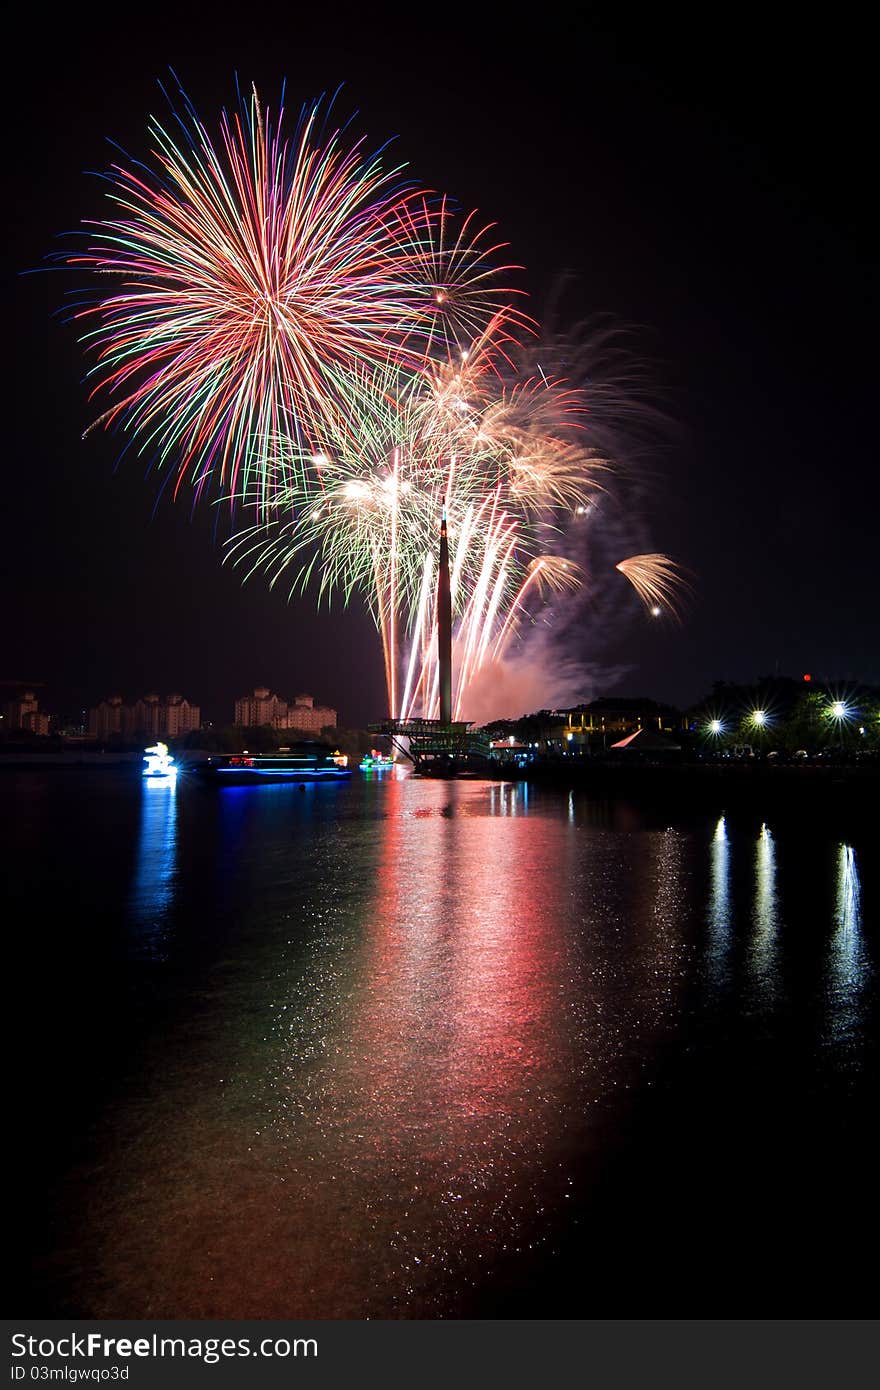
[163,693,201,737]
[563,698,683,746]
[3,690,39,729]
[234,687,337,733]
[2,690,51,735]
[88,695,123,740]
[285,693,337,734]
[88,693,201,740]
[489,698,685,756]
[234,686,289,728]
[122,694,163,739]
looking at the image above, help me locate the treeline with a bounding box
[689,677,880,753]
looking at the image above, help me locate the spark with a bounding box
[615,553,689,620]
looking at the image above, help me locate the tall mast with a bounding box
[437,509,452,724]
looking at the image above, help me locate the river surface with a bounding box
[5,768,876,1317]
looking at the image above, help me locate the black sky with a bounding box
[6,7,877,726]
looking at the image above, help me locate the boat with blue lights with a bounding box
[190,743,352,786]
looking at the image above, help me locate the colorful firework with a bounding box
[226,323,611,718]
[60,77,687,718]
[61,78,521,512]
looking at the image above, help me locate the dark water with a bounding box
[5,769,876,1317]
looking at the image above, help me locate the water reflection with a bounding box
[488,781,529,817]
[128,776,178,958]
[333,776,579,1310]
[826,844,869,1051]
[8,742,878,1333]
[835,844,862,935]
[79,777,693,1318]
[706,816,732,985]
[749,822,780,1006]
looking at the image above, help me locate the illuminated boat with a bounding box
[191,743,352,785]
[142,741,177,780]
[359,753,394,771]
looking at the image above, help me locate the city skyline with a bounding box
[4,671,877,740]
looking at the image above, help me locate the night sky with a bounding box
[6,9,876,727]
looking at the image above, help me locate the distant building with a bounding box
[122,694,163,739]
[494,698,684,755]
[234,686,289,728]
[163,693,201,737]
[88,695,123,740]
[4,690,39,729]
[564,698,683,740]
[3,690,50,735]
[234,687,336,733]
[87,693,201,740]
[23,710,51,736]
[286,693,337,734]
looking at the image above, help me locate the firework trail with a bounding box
[60,78,520,513]
[615,553,689,619]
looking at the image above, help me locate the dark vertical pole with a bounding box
[438,509,452,724]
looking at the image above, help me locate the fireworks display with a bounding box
[63,77,687,718]
[227,322,605,717]
[61,79,519,510]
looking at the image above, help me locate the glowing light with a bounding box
[359,753,392,770]
[709,719,723,735]
[752,710,766,727]
[831,701,848,719]
[142,741,176,778]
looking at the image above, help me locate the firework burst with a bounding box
[57,77,687,721]
[61,78,521,513]
[227,323,609,718]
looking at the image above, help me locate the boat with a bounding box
[189,743,352,786]
[358,752,394,771]
[142,741,177,780]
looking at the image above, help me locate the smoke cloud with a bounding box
[459,622,634,723]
